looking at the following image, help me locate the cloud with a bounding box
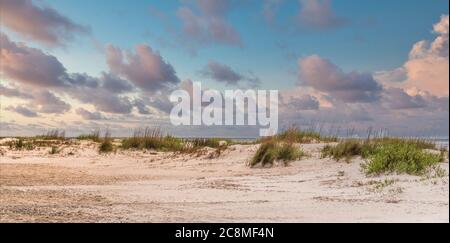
[199,60,260,87]
[374,67,407,84]
[1,84,70,114]
[32,91,71,114]
[380,15,449,96]
[284,94,320,110]
[0,84,33,99]
[298,55,382,103]
[133,99,152,115]
[68,87,134,114]
[6,105,38,117]
[0,33,68,87]
[403,16,449,96]
[0,0,89,46]
[382,88,427,110]
[200,60,243,85]
[106,44,180,92]
[0,33,151,115]
[176,0,242,48]
[76,108,105,120]
[2,89,70,115]
[295,0,348,30]
[137,93,174,115]
[100,72,134,94]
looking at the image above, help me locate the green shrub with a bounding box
[369,137,436,150]
[321,138,437,162]
[362,143,442,176]
[322,137,442,176]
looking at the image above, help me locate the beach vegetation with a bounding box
[251,140,304,167]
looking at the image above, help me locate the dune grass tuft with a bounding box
[77,129,101,142]
[49,146,60,154]
[251,140,304,167]
[279,127,338,143]
[259,126,337,144]
[35,129,66,140]
[120,128,232,153]
[98,130,114,153]
[362,142,442,176]
[277,142,305,166]
[321,137,443,176]
[121,128,185,152]
[9,139,35,151]
[190,138,231,149]
[321,139,375,162]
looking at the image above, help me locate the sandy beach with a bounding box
[0,139,448,223]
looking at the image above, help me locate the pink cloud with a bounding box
[0,0,89,46]
[378,15,449,97]
[298,55,382,103]
[0,33,67,87]
[106,44,180,92]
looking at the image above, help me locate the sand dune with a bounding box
[0,140,448,223]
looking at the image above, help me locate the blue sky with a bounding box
[1,0,449,137]
[38,0,449,88]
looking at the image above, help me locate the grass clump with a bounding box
[369,137,436,150]
[121,128,233,153]
[121,128,184,152]
[77,129,101,142]
[321,139,375,162]
[49,146,60,154]
[9,139,35,150]
[269,127,337,144]
[251,140,278,167]
[362,142,442,176]
[190,138,231,149]
[251,140,304,167]
[35,129,66,140]
[322,137,443,176]
[98,131,114,153]
[277,143,305,165]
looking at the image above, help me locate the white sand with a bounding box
[0,140,448,223]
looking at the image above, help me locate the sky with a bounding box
[0,0,449,138]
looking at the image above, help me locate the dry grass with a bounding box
[120,128,231,154]
[98,130,114,153]
[77,129,101,142]
[250,139,304,167]
[121,128,184,152]
[259,126,337,144]
[35,129,66,140]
